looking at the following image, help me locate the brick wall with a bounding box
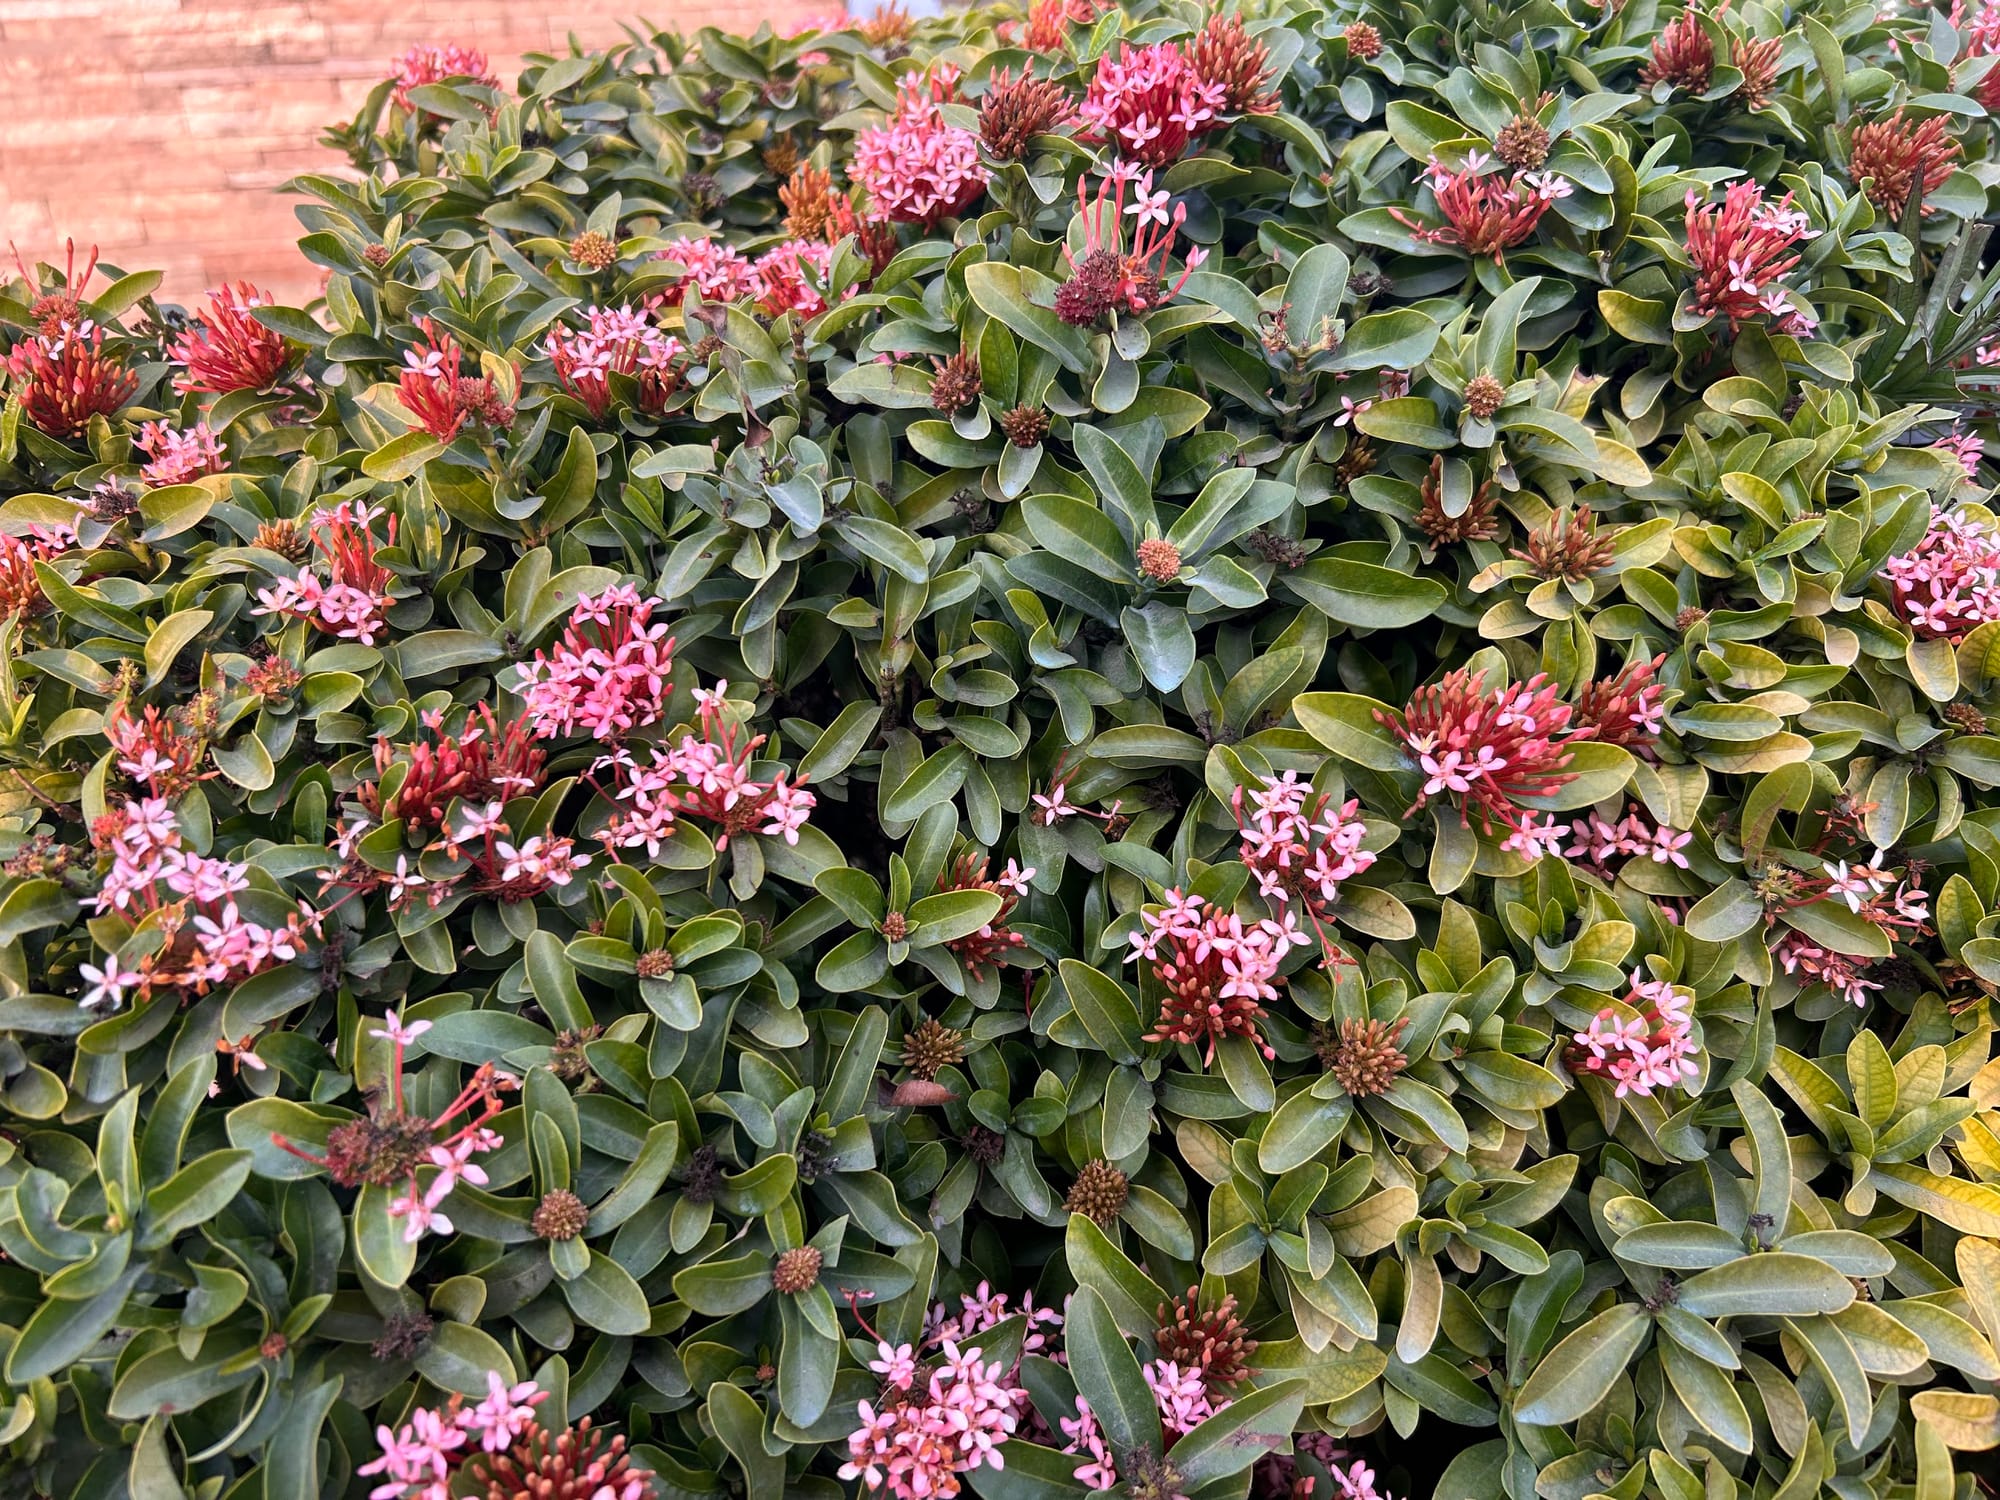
[0,0,826,307]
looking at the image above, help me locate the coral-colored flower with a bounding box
[935,851,1030,977]
[1381,669,1588,840]
[391,43,500,112]
[1733,34,1782,109]
[752,239,839,318]
[1076,41,1224,166]
[979,63,1076,159]
[0,525,68,621]
[1054,163,1207,325]
[5,323,137,438]
[172,283,293,395]
[852,69,987,226]
[361,704,546,833]
[136,421,227,486]
[10,238,102,337]
[1681,181,1818,333]
[1641,8,1715,92]
[1848,109,1961,219]
[1185,12,1279,116]
[1389,155,1569,263]
[398,319,514,441]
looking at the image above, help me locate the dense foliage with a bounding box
[7,0,2000,1497]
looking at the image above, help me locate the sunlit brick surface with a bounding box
[0,0,823,305]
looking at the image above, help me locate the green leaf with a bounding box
[1675,1254,1857,1317]
[1293,692,1407,770]
[1513,1303,1650,1426]
[1064,1285,1162,1459]
[562,1250,652,1335]
[1283,557,1446,628]
[1058,958,1144,1065]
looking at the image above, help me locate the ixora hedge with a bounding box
[13,0,2000,1497]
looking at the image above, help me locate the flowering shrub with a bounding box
[10,1,2000,1499]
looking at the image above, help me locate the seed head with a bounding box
[962,1124,1006,1164]
[568,231,618,272]
[1463,373,1507,419]
[773,1245,823,1293]
[1947,702,1989,734]
[679,1143,722,1203]
[1064,1159,1129,1225]
[363,244,393,268]
[371,1311,435,1361]
[532,1189,590,1241]
[1675,605,1708,631]
[1315,1016,1411,1097]
[998,403,1049,448]
[1415,456,1500,545]
[636,948,675,979]
[902,1017,966,1079]
[1495,114,1550,170]
[929,352,983,415]
[1343,21,1383,60]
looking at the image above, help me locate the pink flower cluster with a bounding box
[1053,162,1207,326]
[1775,932,1882,1007]
[1386,670,1585,843]
[926,1280,1066,1355]
[358,1371,542,1500]
[1128,889,1306,1062]
[87,797,314,1009]
[390,44,500,112]
[331,801,591,913]
[517,586,676,741]
[1057,1360,1228,1495]
[1884,509,2000,641]
[1683,182,1819,335]
[1076,41,1225,166]
[1542,804,1694,876]
[852,69,988,225]
[588,679,816,854]
[655,235,847,318]
[1390,154,1571,263]
[1935,427,1985,479]
[544,303,684,418]
[252,500,398,646]
[655,237,759,304]
[1569,972,1700,1099]
[1234,770,1375,957]
[136,421,227,486]
[840,1340,1025,1498]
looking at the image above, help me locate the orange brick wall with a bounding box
[0,0,827,307]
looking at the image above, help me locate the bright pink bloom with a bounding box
[1233,771,1374,960]
[517,585,676,742]
[1884,510,2000,641]
[852,71,989,225]
[136,421,227,486]
[172,283,293,395]
[391,44,500,111]
[1682,181,1818,333]
[1128,889,1306,1062]
[1144,1358,1217,1437]
[543,303,684,418]
[1381,669,1588,841]
[1935,427,1984,479]
[1076,42,1224,166]
[653,237,759,305]
[251,500,398,646]
[1567,971,1701,1097]
[397,318,514,441]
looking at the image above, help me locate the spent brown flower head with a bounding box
[773,1244,823,1293]
[979,64,1076,159]
[1316,1016,1411,1097]
[929,351,983,415]
[1463,372,1507,419]
[999,403,1049,448]
[1415,456,1500,545]
[1495,113,1550,170]
[1065,1159,1129,1225]
[902,1016,965,1079]
[532,1189,590,1241]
